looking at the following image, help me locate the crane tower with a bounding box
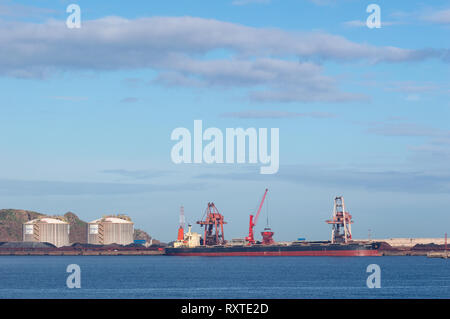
[245,188,270,245]
[325,196,353,243]
[197,202,227,246]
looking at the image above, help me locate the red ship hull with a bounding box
[165,242,382,257]
[167,250,380,257]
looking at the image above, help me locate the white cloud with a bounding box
[0,178,204,196]
[1,16,447,102]
[195,164,450,194]
[386,81,440,93]
[0,2,55,18]
[422,9,450,24]
[50,96,88,101]
[343,20,401,28]
[405,94,420,102]
[307,0,339,6]
[366,122,446,137]
[154,57,369,102]
[231,0,270,6]
[220,110,336,118]
[391,8,450,26]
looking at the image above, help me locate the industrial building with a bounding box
[23,217,70,248]
[87,215,134,245]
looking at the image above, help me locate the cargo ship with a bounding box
[165,192,382,257]
[165,241,381,256]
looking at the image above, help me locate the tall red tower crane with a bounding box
[245,188,269,245]
[325,196,353,243]
[197,202,227,246]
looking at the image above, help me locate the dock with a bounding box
[427,251,449,259]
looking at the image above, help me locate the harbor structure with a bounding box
[87,215,134,245]
[166,195,382,256]
[362,237,448,247]
[23,217,70,247]
[197,202,226,246]
[326,196,353,243]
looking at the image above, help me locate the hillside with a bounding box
[64,212,87,244]
[134,228,161,245]
[0,209,156,245]
[0,209,45,242]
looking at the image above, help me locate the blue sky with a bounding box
[0,0,449,242]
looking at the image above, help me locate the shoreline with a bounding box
[0,249,445,256]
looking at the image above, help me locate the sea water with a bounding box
[0,256,448,298]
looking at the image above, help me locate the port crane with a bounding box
[197,202,227,246]
[326,196,353,243]
[245,188,272,245]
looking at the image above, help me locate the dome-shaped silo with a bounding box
[23,217,70,248]
[87,215,134,245]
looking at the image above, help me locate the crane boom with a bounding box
[245,188,268,244]
[253,188,268,227]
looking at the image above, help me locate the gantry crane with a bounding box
[197,202,227,246]
[325,196,353,243]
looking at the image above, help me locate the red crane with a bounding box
[245,188,268,245]
[197,202,227,246]
[325,196,353,243]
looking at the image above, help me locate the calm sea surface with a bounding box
[0,256,448,298]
